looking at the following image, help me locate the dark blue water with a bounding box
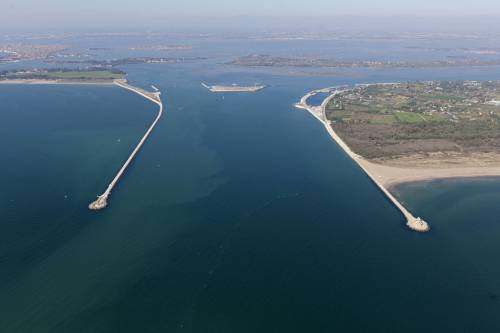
[1,38,500,332]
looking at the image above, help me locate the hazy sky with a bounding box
[2,0,500,30]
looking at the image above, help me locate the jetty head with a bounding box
[89,194,108,210]
[406,217,430,232]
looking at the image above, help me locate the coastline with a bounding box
[298,86,500,231]
[321,82,500,188]
[365,160,500,190]
[297,88,430,232]
[389,175,500,193]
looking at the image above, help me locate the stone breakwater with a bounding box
[295,88,429,232]
[89,80,163,210]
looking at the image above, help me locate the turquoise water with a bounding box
[1,64,500,332]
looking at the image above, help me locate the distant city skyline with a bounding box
[2,0,500,30]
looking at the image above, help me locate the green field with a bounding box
[44,71,125,80]
[1,69,125,81]
[394,111,425,123]
[326,110,353,122]
[368,114,397,124]
[324,81,500,159]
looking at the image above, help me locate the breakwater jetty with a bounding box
[89,80,163,210]
[296,88,429,232]
[202,82,265,93]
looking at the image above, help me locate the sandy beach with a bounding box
[361,158,500,189]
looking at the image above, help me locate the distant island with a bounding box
[128,45,192,51]
[230,54,500,69]
[0,42,204,65]
[405,46,500,55]
[0,43,67,63]
[44,56,207,66]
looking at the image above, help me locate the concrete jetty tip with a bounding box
[296,87,430,232]
[407,217,430,232]
[89,195,108,210]
[89,80,163,211]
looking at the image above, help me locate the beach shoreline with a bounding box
[368,160,500,189]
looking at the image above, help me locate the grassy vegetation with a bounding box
[423,113,447,122]
[325,81,500,159]
[394,111,425,123]
[326,110,353,122]
[368,114,397,125]
[44,71,124,80]
[0,69,125,81]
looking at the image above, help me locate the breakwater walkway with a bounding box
[89,80,163,210]
[295,88,429,232]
